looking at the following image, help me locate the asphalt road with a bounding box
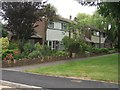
[1,70,118,89]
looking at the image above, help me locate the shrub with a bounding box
[55,51,68,56]
[8,41,19,50]
[2,49,14,60]
[91,48,109,54]
[62,36,74,50]
[28,51,42,59]
[0,37,9,49]
[68,41,80,53]
[2,49,23,61]
[23,42,34,54]
[34,42,43,51]
[100,48,109,53]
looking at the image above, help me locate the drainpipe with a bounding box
[99,32,101,48]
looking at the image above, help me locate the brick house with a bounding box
[30,16,72,50]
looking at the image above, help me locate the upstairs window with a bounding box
[93,31,100,36]
[48,22,54,28]
[61,23,66,30]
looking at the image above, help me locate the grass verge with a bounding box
[25,54,118,83]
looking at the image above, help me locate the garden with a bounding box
[0,36,117,68]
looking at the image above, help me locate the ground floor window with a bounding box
[47,40,60,50]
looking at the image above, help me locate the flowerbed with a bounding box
[2,52,116,68]
[2,56,70,68]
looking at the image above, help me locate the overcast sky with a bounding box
[0,0,97,24]
[47,0,97,19]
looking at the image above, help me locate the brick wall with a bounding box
[34,19,46,45]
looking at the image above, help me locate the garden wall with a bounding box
[2,52,116,68]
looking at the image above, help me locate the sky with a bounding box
[0,0,97,24]
[47,0,97,19]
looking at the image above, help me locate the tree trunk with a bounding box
[19,38,25,53]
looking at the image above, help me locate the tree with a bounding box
[98,2,119,48]
[1,2,57,53]
[0,22,8,37]
[76,0,120,50]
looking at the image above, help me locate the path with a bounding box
[3,53,117,71]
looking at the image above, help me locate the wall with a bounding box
[46,28,69,41]
[46,21,69,41]
[91,36,106,43]
[34,19,46,44]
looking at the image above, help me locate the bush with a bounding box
[2,49,14,60]
[62,36,74,50]
[1,49,25,61]
[8,41,19,50]
[100,48,109,53]
[34,42,43,51]
[28,51,42,59]
[0,37,9,49]
[91,48,109,54]
[54,51,68,56]
[23,42,34,54]
[68,41,80,53]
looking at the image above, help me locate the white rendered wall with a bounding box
[46,28,69,41]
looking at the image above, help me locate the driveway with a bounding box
[2,70,118,89]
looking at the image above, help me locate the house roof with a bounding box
[58,16,72,23]
[84,37,93,43]
[31,33,42,38]
[86,25,106,33]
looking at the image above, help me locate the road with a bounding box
[1,70,118,89]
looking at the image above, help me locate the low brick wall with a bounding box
[2,56,71,68]
[2,52,116,68]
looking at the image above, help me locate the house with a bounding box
[32,16,72,50]
[83,26,107,48]
[7,16,108,49]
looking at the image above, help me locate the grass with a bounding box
[25,53,119,83]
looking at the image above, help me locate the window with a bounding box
[103,33,106,38]
[48,22,54,28]
[93,31,99,36]
[61,23,66,30]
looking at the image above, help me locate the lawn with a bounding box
[25,53,118,83]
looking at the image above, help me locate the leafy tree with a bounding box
[0,22,8,37]
[1,2,57,53]
[76,0,119,50]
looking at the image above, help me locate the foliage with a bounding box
[54,51,68,56]
[2,49,21,60]
[1,2,57,52]
[28,51,42,59]
[0,37,9,49]
[34,42,43,51]
[77,1,119,50]
[0,23,8,37]
[68,41,80,53]
[8,41,19,50]
[62,36,90,54]
[23,42,34,54]
[62,36,74,50]
[28,42,51,59]
[91,48,109,54]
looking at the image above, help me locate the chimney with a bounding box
[69,15,72,20]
